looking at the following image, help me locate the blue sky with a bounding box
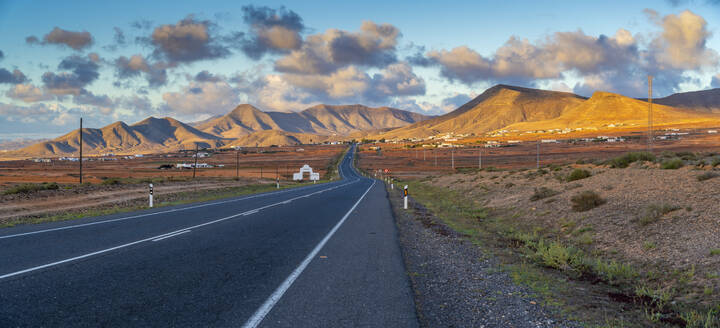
[0,0,719,139]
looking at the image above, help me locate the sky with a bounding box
[0,0,719,139]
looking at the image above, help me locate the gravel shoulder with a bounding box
[386,183,580,327]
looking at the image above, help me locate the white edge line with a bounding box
[152,230,191,242]
[0,176,354,241]
[241,179,376,328]
[0,178,363,281]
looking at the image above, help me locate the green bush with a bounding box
[3,182,59,195]
[712,157,720,167]
[697,172,719,181]
[570,190,606,212]
[661,158,684,170]
[101,177,122,185]
[530,187,560,201]
[566,169,591,182]
[609,152,656,168]
[638,203,681,226]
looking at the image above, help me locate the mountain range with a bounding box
[372,85,720,139]
[7,104,429,157]
[7,85,720,158]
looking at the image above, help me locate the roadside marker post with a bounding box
[403,185,408,210]
[149,183,154,208]
[276,177,280,189]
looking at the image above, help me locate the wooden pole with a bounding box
[79,117,83,184]
[648,75,653,153]
[236,150,239,179]
[193,144,198,179]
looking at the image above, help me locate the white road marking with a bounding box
[0,178,357,240]
[241,179,376,328]
[152,230,191,242]
[243,210,260,216]
[0,178,365,281]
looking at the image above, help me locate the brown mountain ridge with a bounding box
[374,84,720,139]
[10,104,429,157]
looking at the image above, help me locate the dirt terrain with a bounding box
[358,128,720,178]
[0,145,344,186]
[358,133,720,325]
[0,180,248,221]
[0,145,345,223]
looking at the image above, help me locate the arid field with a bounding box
[358,133,720,326]
[0,145,345,224]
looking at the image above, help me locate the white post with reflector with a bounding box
[403,185,408,210]
[149,183,154,208]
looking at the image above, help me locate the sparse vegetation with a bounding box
[530,187,560,201]
[3,182,59,195]
[608,152,656,168]
[697,172,718,181]
[637,203,681,226]
[643,241,657,250]
[566,168,591,182]
[661,158,684,170]
[570,190,606,212]
[712,157,720,167]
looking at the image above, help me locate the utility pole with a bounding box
[423,150,426,161]
[79,117,83,184]
[260,167,263,178]
[434,150,437,167]
[648,75,654,153]
[478,148,482,169]
[536,140,540,169]
[236,149,240,179]
[451,149,455,169]
[193,144,198,179]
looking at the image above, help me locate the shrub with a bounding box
[712,157,720,167]
[534,239,584,272]
[638,203,681,226]
[661,158,684,169]
[566,169,591,182]
[697,172,719,181]
[530,187,560,201]
[3,182,59,195]
[675,151,697,161]
[609,152,656,168]
[101,177,122,185]
[570,190,606,212]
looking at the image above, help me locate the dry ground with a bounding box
[358,136,720,325]
[0,145,344,186]
[0,145,346,223]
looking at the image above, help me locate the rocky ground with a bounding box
[429,162,720,291]
[387,184,580,327]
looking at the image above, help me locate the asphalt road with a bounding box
[0,145,418,327]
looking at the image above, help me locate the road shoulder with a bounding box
[387,183,580,327]
[258,181,419,327]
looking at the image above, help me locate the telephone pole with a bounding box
[478,148,482,169]
[79,117,83,184]
[536,140,540,169]
[236,149,240,179]
[451,149,455,169]
[192,144,198,179]
[648,75,654,153]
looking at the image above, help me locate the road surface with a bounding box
[0,146,418,327]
